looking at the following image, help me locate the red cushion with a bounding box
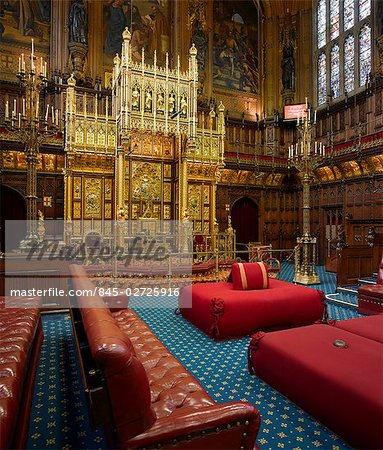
[231,263,269,290]
[248,324,383,449]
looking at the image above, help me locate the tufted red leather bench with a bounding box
[0,296,43,449]
[357,254,383,315]
[70,264,261,449]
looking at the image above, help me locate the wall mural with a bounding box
[0,0,51,79]
[213,0,259,94]
[0,0,50,42]
[103,0,170,64]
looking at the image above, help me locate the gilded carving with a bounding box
[164,205,171,219]
[164,164,172,178]
[188,184,201,220]
[73,202,81,219]
[44,154,55,171]
[203,185,210,203]
[104,203,112,219]
[84,178,101,218]
[74,177,82,199]
[3,151,15,168]
[164,183,171,202]
[104,179,112,200]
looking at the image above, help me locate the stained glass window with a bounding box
[358,0,370,20]
[315,0,371,104]
[330,45,340,98]
[330,0,340,40]
[317,0,326,48]
[344,0,354,31]
[359,24,371,86]
[318,53,327,105]
[344,35,355,93]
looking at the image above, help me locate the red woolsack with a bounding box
[231,262,269,290]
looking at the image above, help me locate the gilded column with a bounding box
[64,75,77,221]
[179,153,188,220]
[115,149,125,218]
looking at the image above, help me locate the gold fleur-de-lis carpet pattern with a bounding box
[28,264,359,449]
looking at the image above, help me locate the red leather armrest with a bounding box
[126,402,261,449]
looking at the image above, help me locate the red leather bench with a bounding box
[178,279,326,339]
[0,297,43,449]
[248,317,383,449]
[357,254,383,315]
[70,265,261,449]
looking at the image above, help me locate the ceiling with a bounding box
[260,0,312,17]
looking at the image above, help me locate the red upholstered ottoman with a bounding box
[334,314,383,343]
[178,279,325,339]
[248,324,383,450]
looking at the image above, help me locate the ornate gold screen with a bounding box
[64,28,225,240]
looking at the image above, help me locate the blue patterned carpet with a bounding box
[27,264,359,450]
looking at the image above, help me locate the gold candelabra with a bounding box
[288,100,325,285]
[3,39,60,249]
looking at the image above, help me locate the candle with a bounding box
[22,98,25,116]
[305,97,308,109]
[315,142,317,154]
[36,100,39,118]
[5,101,9,120]
[55,109,58,126]
[18,57,21,73]
[51,106,54,122]
[308,109,311,122]
[314,110,317,124]
[297,114,299,125]
[18,113,21,128]
[31,38,34,57]
[44,62,47,78]
[13,99,17,116]
[40,57,43,75]
[45,104,49,121]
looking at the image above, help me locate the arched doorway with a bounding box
[0,185,27,253]
[231,197,259,257]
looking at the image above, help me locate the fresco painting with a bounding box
[0,0,50,44]
[103,0,170,64]
[213,0,259,94]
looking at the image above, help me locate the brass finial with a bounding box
[67,73,76,86]
[189,43,197,57]
[122,27,131,41]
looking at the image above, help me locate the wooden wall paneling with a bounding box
[337,246,374,286]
